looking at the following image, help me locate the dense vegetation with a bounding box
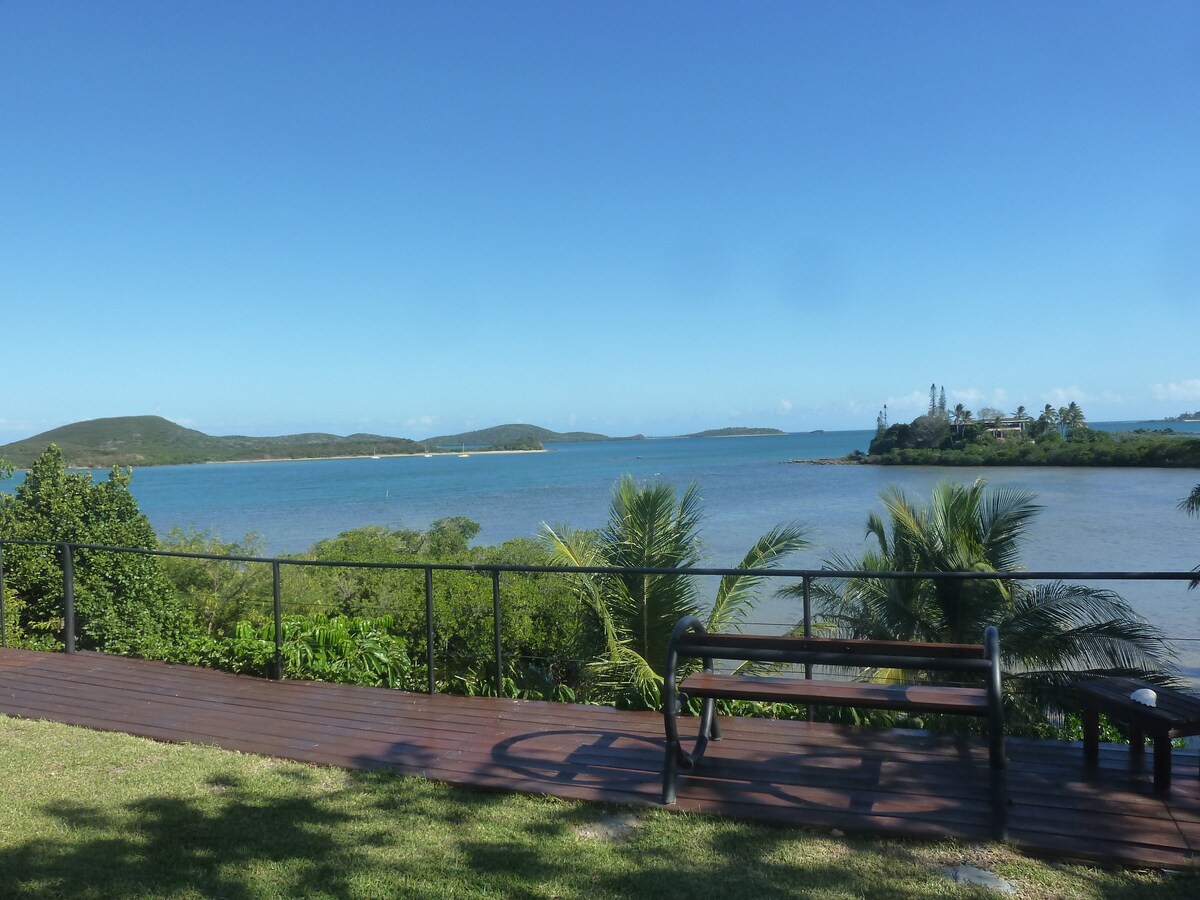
[0,447,596,698]
[0,444,1180,736]
[0,417,633,469]
[0,445,192,655]
[864,392,1200,467]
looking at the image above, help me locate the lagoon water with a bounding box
[6,422,1200,674]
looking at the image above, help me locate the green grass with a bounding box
[0,715,1194,899]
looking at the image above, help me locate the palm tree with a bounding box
[1039,404,1059,436]
[1060,401,1086,435]
[541,474,809,708]
[800,480,1174,725]
[952,403,973,439]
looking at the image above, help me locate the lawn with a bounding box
[0,714,1194,898]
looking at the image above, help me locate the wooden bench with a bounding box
[661,616,1008,840]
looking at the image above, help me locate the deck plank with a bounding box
[2,648,1198,869]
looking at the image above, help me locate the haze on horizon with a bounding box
[2,2,1197,444]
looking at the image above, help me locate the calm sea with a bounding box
[5,421,1200,674]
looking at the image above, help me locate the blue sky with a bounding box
[2,2,1197,441]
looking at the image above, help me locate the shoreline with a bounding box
[18,448,551,473]
[785,457,859,465]
[202,448,548,465]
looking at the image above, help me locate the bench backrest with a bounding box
[673,630,993,673]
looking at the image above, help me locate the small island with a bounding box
[683,427,786,438]
[853,388,1200,469]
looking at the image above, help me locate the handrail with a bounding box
[1,537,1195,581]
[0,537,1195,692]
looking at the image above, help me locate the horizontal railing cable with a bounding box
[1,537,1196,691]
[1,537,1195,583]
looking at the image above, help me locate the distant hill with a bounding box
[0,417,630,468]
[425,424,641,448]
[682,427,786,438]
[0,416,427,468]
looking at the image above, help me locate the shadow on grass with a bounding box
[447,799,966,900]
[4,761,1197,899]
[0,771,356,898]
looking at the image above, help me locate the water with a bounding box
[4,423,1199,674]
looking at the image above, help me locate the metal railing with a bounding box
[1,537,1196,695]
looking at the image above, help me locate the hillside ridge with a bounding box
[0,416,629,468]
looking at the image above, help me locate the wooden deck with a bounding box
[2,648,1198,870]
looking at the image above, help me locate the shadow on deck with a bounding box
[1,648,1196,870]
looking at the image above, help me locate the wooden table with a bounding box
[1079,676,1200,790]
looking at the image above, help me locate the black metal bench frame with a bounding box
[661,616,1008,840]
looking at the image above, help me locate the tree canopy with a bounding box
[0,444,194,654]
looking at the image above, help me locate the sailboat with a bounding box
[458,443,470,458]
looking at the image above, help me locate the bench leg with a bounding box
[1153,734,1172,791]
[990,766,1008,842]
[987,727,1008,842]
[662,741,679,804]
[1129,726,1146,760]
[1082,707,1099,764]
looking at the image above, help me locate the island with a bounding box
[0,417,641,469]
[682,427,785,438]
[854,398,1200,469]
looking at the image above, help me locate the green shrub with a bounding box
[175,612,419,690]
[0,445,198,656]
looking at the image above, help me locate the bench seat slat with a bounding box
[676,633,987,660]
[679,673,990,716]
[672,647,994,672]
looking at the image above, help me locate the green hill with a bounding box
[0,417,632,468]
[425,424,639,448]
[0,416,423,468]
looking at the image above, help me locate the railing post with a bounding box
[0,541,7,649]
[425,566,435,694]
[271,561,283,680]
[803,573,813,721]
[802,574,812,638]
[62,543,76,654]
[492,569,503,697]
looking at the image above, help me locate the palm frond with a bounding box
[1181,484,1200,517]
[538,523,603,609]
[1000,582,1173,675]
[979,484,1040,570]
[708,523,809,633]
